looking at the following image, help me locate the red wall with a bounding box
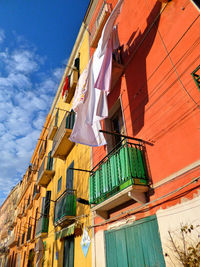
[90,0,200,229]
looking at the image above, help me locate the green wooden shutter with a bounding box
[44,191,51,217]
[66,161,74,189]
[63,236,74,267]
[105,215,165,267]
[41,197,45,215]
[46,151,53,170]
[191,65,200,90]
[89,174,94,204]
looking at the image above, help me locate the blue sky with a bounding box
[0,0,90,205]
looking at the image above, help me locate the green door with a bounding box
[105,215,165,267]
[63,236,74,267]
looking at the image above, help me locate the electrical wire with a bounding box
[142,0,200,109]
[120,13,200,128]
[156,24,200,110]
[89,176,200,228]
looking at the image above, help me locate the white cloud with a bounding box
[1,49,39,74]
[0,29,5,44]
[0,30,63,205]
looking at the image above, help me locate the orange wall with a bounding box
[93,0,200,181]
[91,0,200,230]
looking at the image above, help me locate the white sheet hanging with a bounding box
[69,0,124,147]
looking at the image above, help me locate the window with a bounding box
[40,191,51,218]
[41,197,46,216]
[43,191,51,217]
[105,100,126,153]
[63,236,74,267]
[66,161,74,189]
[191,65,200,90]
[57,177,62,193]
[191,0,200,9]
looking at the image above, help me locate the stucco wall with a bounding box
[157,194,200,266]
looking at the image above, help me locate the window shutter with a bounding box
[66,161,74,189]
[44,191,51,217]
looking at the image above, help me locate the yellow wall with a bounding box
[8,115,51,267]
[43,29,92,267]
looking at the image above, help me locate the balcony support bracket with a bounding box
[128,191,147,204]
[96,210,109,220]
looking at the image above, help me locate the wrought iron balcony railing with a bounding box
[48,110,59,140]
[17,208,22,218]
[38,139,47,159]
[51,111,75,160]
[32,159,38,174]
[37,154,55,187]
[64,70,79,104]
[54,189,76,227]
[33,185,40,200]
[35,216,49,238]
[89,139,149,207]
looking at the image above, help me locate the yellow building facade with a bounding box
[0,182,21,267]
[5,2,99,266]
[36,16,93,267]
[8,116,51,267]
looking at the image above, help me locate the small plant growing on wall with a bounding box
[165,224,200,266]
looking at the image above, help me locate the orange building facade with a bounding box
[88,1,200,266]
[8,116,51,267]
[0,183,21,267]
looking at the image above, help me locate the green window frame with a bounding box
[191,65,200,90]
[57,176,62,193]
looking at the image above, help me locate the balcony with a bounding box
[37,155,55,187]
[32,159,38,174]
[89,140,149,219]
[17,208,22,218]
[26,226,32,242]
[27,165,32,184]
[33,185,40,200]
[7,233,17,247]
[35,216,49,238]
[9,218,17,229]
[38,139,47,160]
[54,189,76,227]
[90,2,112,48]
[51,111,75,160]
[64,70,79,104]
[48,111,59,140]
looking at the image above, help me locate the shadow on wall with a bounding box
[122,1,162,135]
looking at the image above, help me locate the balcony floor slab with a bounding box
[37,170,55,187]
[91,185,148,219]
